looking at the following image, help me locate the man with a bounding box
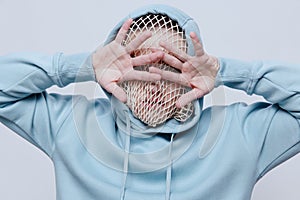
[0,4,300,200]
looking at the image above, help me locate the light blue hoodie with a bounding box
[1,4,300,200]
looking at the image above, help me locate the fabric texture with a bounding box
[1,4,300,200]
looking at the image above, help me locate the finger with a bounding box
[159,41,189,62]
[190,32,205,57]
[176,88,206,108]
[105,82,127,102]
[125,31,152,52]
[161,53,183,71]
[115,18,133,44]
[148,67,190,86]
[131,51,164,66]
[122,70,161,82]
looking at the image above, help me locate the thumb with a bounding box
[104,82,127,103]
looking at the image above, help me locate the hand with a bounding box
[92,18,164,102]
[149,32,219,108]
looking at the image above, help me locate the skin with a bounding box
[123,26,187,125]
[92,18,164,102]
[92,18,219,110]
[128,79,183,126]
[150,32,220,108]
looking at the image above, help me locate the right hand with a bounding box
[92,18,163,102]
[149,32,219,108]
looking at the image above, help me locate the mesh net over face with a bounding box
[120,14,194,127]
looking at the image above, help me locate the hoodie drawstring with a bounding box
[121,112,131,200]
[165,133,174,200]
[120,109,175,200]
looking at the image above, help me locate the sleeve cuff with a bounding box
[56,53,96,87]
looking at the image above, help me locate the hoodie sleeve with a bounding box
[216,58,300,178]
[0,52,96,156]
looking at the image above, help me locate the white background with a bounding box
[1,0,300,199]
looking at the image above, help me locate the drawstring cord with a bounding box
[165,133,174,200]
[120,112,131,200]
[120,109,175,200]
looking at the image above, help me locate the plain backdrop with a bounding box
[1,0,300,199]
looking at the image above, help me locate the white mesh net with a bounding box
[120,14,194,127]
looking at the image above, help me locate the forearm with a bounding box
[216,57,300,118]
[0,52,95,105]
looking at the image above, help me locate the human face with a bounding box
[120,26,188,127]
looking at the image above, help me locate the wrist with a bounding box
[209,55,220,78]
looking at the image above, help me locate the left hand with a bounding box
[92,18,163,103]
[149,32,219,108]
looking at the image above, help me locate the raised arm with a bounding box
[0,18,165,156]
[0,52,95,155]
[154,32,300,178]
[217,57,300,177]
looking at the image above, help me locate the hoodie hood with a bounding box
[105,4,204,133]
